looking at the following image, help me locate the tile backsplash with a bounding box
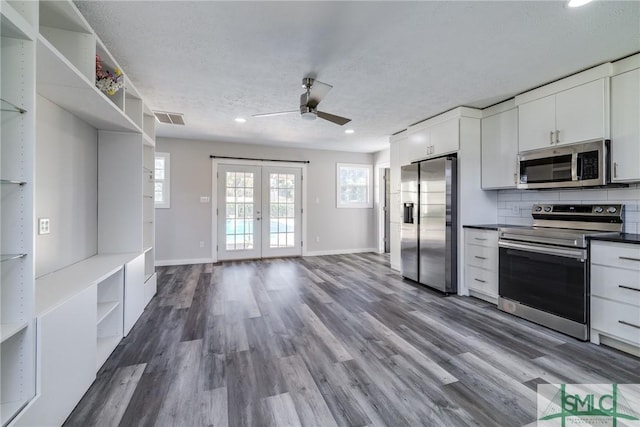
[497,184,640,234]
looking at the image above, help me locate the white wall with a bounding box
[497,184,640,233]
[36,96,98,278]
[155,137,377,264]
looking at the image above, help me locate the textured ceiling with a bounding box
[74,1,640,153]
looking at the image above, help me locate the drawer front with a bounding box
[465,264,498,297]
[464,229,498,248]
[465,244,498,271]
[591,297,640,346]
[591,241,640,271]
[591,265,640,306]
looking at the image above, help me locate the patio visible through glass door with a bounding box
[217,164,302,261]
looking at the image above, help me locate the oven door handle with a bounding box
[498,240,586,260]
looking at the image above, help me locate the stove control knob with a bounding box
[544,206,552,212]
[535,206,542,212]
[594,206,604,213]
[607,206,617,214]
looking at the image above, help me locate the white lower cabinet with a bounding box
[124,253,145,335]
[15,286,97,426]
[144,272,158,307]
[590,241,640,357]
[464,228,499,304]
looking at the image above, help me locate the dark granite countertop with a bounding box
[463,224,529,231]
[588,233,640,245]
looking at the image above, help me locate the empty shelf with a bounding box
[0,321,29,343]
[0,253,27,262]
[0,98,27,114]
[97,301,119,325]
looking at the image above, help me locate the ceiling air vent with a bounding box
[153,111,185,125]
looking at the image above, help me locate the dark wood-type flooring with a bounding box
[64,254,640,426]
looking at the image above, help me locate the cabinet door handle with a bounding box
[474,256,487,260]
[550,131,554,145]
[555,130,560,144]
[619,256,640,262]
[474,278,486,283]
[474,237,487,241]
[618,320,640,330]
[619,285,640,292]
[614,162,618,178]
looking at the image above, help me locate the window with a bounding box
[336,163,372,208]
[155,152,170,209]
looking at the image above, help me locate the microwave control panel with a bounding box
[580,150,599,179]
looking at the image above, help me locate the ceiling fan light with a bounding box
[301,111,316,121]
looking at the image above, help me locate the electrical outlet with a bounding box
[39,218,50,235]
[200,196,210,203]
[199,241,205,248]
[511,205,520,215]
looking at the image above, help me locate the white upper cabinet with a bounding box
[555,79,606,146]
[481,106,518,189]
[429,118,459,156]
[518,95,556,152]
[516,64,611,153]
[399,127,428,166]
[399,114,461,166]
[611,65,640,183]
[518,79,607,152]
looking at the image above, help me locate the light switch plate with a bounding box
[39,218,50,235]
[200,196,210,203]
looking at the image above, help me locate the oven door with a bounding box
[498,240,587,323]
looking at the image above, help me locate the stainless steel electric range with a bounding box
[497,204,623,340]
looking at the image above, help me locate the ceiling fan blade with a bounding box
[307,79,332,105]
[252,110,298,118]
[317,111,351,126]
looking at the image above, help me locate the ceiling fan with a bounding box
[253,77,351,126]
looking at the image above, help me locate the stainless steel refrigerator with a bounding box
[400,156,457,294]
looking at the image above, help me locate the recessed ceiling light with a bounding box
[345,129,355,134]
[234,117,246,123]
[567,0,593,7]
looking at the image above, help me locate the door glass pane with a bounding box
[225,171,255,250]
[269,173,295,248]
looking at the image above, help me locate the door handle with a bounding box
[555,130,560,144]
[550,131,554,145]
[474,256,487,260]
[614,162,618,178]
[619,256,640,262]
[619,285,640,292]
[618,320,640,330]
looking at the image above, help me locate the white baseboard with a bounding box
[390,263,400,271]
[155,258,214,267]
[304,248,377,257]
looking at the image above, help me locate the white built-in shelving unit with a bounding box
[1,0,156,425]
[1,1,37,425]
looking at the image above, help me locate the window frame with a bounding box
[155,152,171,209]
[336,163,373,209]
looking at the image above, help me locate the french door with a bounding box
[217,164,302,261]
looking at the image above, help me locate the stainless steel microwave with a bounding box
[517,139,610,190]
